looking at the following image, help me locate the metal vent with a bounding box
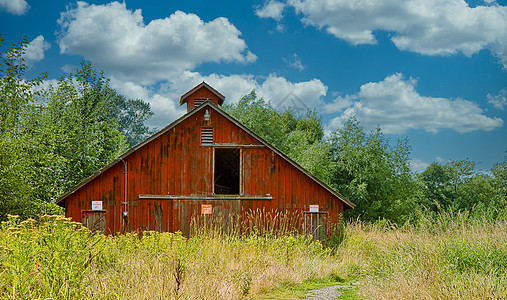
[201,127,213,145]
[194,98,206,108]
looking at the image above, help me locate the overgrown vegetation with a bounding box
[341,211,507,299]
[0,35,154,220]
[0,214,339,299]
[1,212,505,299]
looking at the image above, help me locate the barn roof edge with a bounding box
[179,81,225,106]
[55,100,354,209]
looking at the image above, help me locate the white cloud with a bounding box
[110,78,184,128]
[61,64,78,74]
[57,1,256,84]
[255,0,286,21]
[410,158,429,173]
[111,71,327,128]
[487,88,507,111]
[0,0,29,15]
[436,156,449,163]
[322,95,355,114]
[285,0,507,68]
[284,53,304,71]
[327,73,503,134]
[170,71,326,108]
[24,35,51,62]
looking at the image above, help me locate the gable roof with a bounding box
[56,101,354,209]
[179,81,225,106]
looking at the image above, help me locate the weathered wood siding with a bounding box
[64,104,345,235]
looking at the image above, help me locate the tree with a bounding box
[329,117,417,223]
[489,156,507,218]
[417,157,506,219]
[71,62,155,148]
[34,63,128,195]
[0,35,48,219]
[418,162,455,211]
[116,98,156,147]
[0,36,155,220]
[223,90,286,150]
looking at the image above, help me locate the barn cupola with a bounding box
[180,81,225,112]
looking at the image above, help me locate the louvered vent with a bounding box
[201,127,213,145]
[194,98,206,108]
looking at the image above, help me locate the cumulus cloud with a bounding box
[487,88,507,111]
[322,95,355,114]
[255,0,286,21]
[327,73,503,134]
[24,35,51,62]
[110,78,184,127]
[0,0,29,15]
[281,0,507,68]
[111,71,327,128]
[169,71,326,109]
[57,1,256,84]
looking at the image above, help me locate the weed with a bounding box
[1,211,505,299]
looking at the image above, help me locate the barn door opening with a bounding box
[303,212,328,241]
[82,211,106,234]
[154,203,163,232]
[214,148,240,195]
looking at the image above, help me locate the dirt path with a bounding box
[302,285,347,300]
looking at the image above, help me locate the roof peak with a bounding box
[179,81,225,107]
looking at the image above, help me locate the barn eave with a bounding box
[55,100,355,210]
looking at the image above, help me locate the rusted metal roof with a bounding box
[56,100,354,210]
[179,81,225,106]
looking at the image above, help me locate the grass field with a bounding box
[0,212,505,299]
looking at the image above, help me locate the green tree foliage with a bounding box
[222,91,507,223]
[223,90,286,149]
[27,63,129,203]
[329,117,417,223]
[418,162,456,211]
[48,62,155,149]
[0,35,47,219]
[224,90,334,183]
[418,158,507,219]
[0,36,154,220]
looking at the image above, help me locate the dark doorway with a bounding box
[304,212,328,241]
[82,211,106,234]
[214,148,240,195]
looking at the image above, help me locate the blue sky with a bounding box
[1,0,506,172]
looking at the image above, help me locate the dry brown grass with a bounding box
[2,212,505,299]
[335,214,507,300]
[82,232,341,299]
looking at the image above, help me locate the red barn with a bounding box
[56,82,354,236]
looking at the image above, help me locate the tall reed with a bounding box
[189,208,303,238]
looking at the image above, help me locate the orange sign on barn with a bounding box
[201,204,212,215]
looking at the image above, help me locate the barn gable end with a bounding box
[57,83,353,236]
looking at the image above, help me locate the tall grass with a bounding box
[337,211,507,299]
[189,209,303,237]
[1,211,505,299]
[0,213,340,299]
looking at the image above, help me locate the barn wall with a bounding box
[64,104,345,235]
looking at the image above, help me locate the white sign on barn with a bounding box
[92,201,103,210]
